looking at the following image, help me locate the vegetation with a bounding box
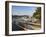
[33,7,41,20]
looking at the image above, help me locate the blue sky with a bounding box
[12,6,37,16]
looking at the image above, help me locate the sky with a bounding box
[12,6,37,16]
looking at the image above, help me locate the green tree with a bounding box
[33,7,41,20]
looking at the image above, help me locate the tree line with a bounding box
[33,7,41,20]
